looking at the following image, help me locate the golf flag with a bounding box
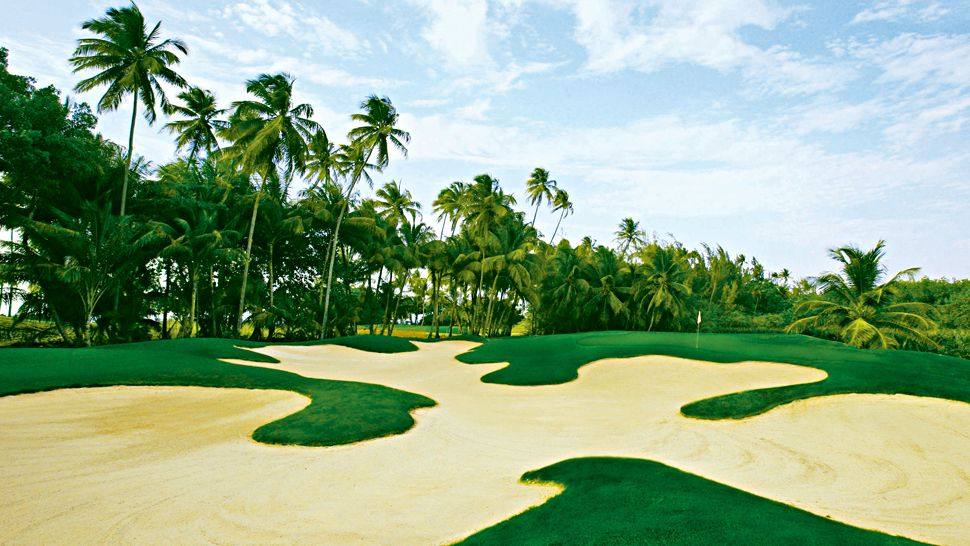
[695,311,701,349]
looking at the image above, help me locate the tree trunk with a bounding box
[389,279,405,335]
[50,307,71,345]
[447,285,457,338]
[530,201,541,227]
[320,176,359,339]
[484,271,501,336]
[236,180,265,336]
[120,89,138,217]
[186,268,198,338]
[370,266,384,335]
[209,265,216,337]
[475,247,486,334]
[549,209,565,245]
[381,271,394,335]
[162,261,170,339]
[268,240,276,339]
[5,228,12,316]
[429,271,440,340]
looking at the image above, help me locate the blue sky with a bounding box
[2,0,968,278]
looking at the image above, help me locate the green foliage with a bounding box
[787,241,937,350]
[1,21,965,354]
[456,331,970,418]
[460,458,917,545]
[0,336,429,446]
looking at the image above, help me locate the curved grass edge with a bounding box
[457,457,923,545]
[456,332,970,419]
[0,337,434,447]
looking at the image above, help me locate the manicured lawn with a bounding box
[0,335,431,446]
[459,457,919,545]
[456,331,970,419]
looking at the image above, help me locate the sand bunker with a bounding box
[1,341,968,545]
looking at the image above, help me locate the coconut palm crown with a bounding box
[164,87,227,160]
[786,240,937,349]
[70,2,188,215]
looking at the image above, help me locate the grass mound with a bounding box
[459,457,918,545]
[0,337,433,446]
[293,334,419,353]
[456,332,970,418]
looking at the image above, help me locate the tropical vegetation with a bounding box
[0,3,966,358]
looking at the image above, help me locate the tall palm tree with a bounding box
[375,180,421,228]
[221,73,318,335]
[71,3,188,216]
[432,181,466,238]
[464,174,514,333]
[347,95,410,169]
[305,129,346,191]
[525,167,557,228]
[320,96,409,338]
[548,188,573,245]
[615,217,646,257]
[786,241,937,349]
[164,87,227,160]
[634,246,691,330]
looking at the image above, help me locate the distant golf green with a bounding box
[459,457,919,545]
[0,336,431,446]
[456,331,970,419]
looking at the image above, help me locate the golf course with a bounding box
[1,332,968,544]
[2,1,969,544]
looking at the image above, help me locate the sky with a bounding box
[2,0,969,278]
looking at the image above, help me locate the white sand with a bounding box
[0,341,967,545]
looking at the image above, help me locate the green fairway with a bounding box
[459,457,919,545]
[456,331,970,419]
[0,336,431,446]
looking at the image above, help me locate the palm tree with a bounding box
[634,246,691,330]
[305,129,347,191]
[7,202,166,345]
[432,181,466,238]
[586,247,629,330]
[347,95,410,169]
[525,167,557,228]
[71,3,188,216]
[548,188,573,244]
[164,87,227,160]
[464,175,514,333]
[321,96,409,338]
[221,73,317,335]
[375,180,421,228]
[786,241,937,349]
[615,217,647,257]
[160,205,237,338]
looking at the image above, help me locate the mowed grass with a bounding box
[456,331,970,419]
[0,335,432,446]
[459,457,919,545]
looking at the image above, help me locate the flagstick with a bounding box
[695,310,701,350]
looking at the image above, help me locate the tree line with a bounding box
[0,4,966,356]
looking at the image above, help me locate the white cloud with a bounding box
[411,0,492,67]
[854,33,970,88]
[455,97,492,120]
[565,0,851,95]
[852,1,950,24]
[223,0,365,56]
[832,33,970,145]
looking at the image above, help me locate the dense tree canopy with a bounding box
[0,3,965,359]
